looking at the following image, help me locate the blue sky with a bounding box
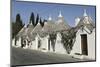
[11,0,96,26]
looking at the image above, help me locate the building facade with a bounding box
[12,10,95,60]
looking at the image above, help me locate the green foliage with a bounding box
[12,14,24,38]
[35,14,39,26]
[61,28,76,54]
[29,12,46,27]
[16,14,21,22]
[49,33,57,51]
[40,18,45,27]
[30,12,35,26]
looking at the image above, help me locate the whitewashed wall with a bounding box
[71,28,95,60]
[71,29,82,55]
[16,37,22,47]
[55,33,67,54]
[12,38,15,47]
[31,40,37,50]
[40,35,49,52]
[87,29,95,60]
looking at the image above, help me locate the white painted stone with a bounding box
[31,40,37,50]
[87,29,95,60]
[35,34,39,50]
[40,35,49,52]
[12,38,15,47]
[49,40,53,52]
[71,27,95,60]
[55,32,67,54]
[16,37,21,47]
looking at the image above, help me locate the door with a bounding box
[81,34,88,55]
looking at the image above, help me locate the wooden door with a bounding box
[81,34,88,55]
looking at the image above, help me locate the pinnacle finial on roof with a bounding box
[24,24,27,28]
[58,11,62,17]
[48,15,52,21]
[83,9,87,17]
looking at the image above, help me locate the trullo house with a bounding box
[12,10,95,60]
[71,9,95,60]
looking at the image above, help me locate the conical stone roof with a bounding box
[42,20,56,33]
[32,22,43,34]
[55,12,71,31]
[16,25,27,38]
[26,22,34,35]
[76,9,95,32]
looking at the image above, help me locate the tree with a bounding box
[42,19,47,27]
[12,13,24,38]
[12,22,16,38]
[49,32,57,52]
[61,28,77,54]
[16,14,21,22]
[15,14,24,35]
[40,18,44,27]
[30,12,35,26]
[35,14,39,26]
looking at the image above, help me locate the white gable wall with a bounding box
[31,40,37,50]
[55,32,67,54]
[71,27,95,60]
[40,35,49,52]
[35,34,39,50]
[71,29,83,55]
[87,29,95,60]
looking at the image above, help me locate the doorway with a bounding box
[81,34,88,55]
